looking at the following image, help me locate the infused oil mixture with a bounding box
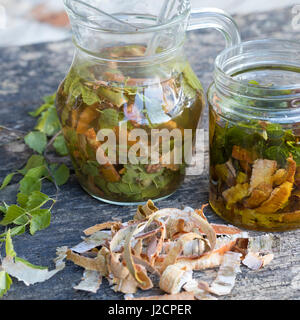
[209,66,300,231]
[56,45,204,204]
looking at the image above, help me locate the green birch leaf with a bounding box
[53,134,69,156]
[28,103,51,117]
[35,106,61,136]
[28,192,52,211]
[0,271,12,298]
[116,182,136,195]
[0,225,26,238]
[0,205,25,226]
[17,193,29,208]
[19,176,42,195]
[98,87,127,107]
[81,86,100,105]
[121,165,140,184]
[25,166,48,180]
[64,72,76,93]
[26,191,51,211]
[94,176,110,194]
[290,147,300,165]
[107,182,121,194]
[81,161,99,177]
[19,155,45,175]
[50,164,70,186]
[13,214,29,226]
[28,92,56,117]
[69,78,82,98]
[264,146,289,167]
[266,123,285,140]
[98,108,121,129]
[0,172,17,191]
[43,93,56,104]
[24,131,47,154]
[5,229,16,258]
[29,209,51,235]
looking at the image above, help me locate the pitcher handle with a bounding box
[187,8,241,48]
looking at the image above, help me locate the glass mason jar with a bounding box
[208,39,300,231]
[57,0,240,205]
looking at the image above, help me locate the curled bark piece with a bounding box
[183,279,217,300]
[242,252,263,270]
[232,145,257,163]
[215,160,236,187]
[245,159,277,207]
[133,238,142,256]
[123,224,147,285]
[194,203,209,220]
[113,273,138,294]
[159,264,193,294]
[210,251,242,296]
[134,200,158,220]
[273,169,287,186]
[135,264,153,290]
[132,256,160,277]
[83,221,121,236]
[74,270,102,293]
[285,156,297,184]
[76,107,99,134]
[249,159,277,193]
[160,233,208,272]
[210,224,241,235]
[111,216,158,287]
[112,263,153,293]
[71,231,111,253]
[256,181,293,214]
[244,182,273,208]
[175,239,236,271]
[162,209,216,250]
[97,86,128,107]
[84,127,101,150]
[261,254,274,267]
[272,157,296,186]
[222,183,249,207]
[100,164,121,182]
[66,249,107,274]
[182,238,210,257]
[110,253,129,280]
[146,223,166,265]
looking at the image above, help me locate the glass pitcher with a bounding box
[56,0,240,205]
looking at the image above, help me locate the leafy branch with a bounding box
[0,93,70,240]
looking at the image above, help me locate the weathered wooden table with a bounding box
[0,6,299,300]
